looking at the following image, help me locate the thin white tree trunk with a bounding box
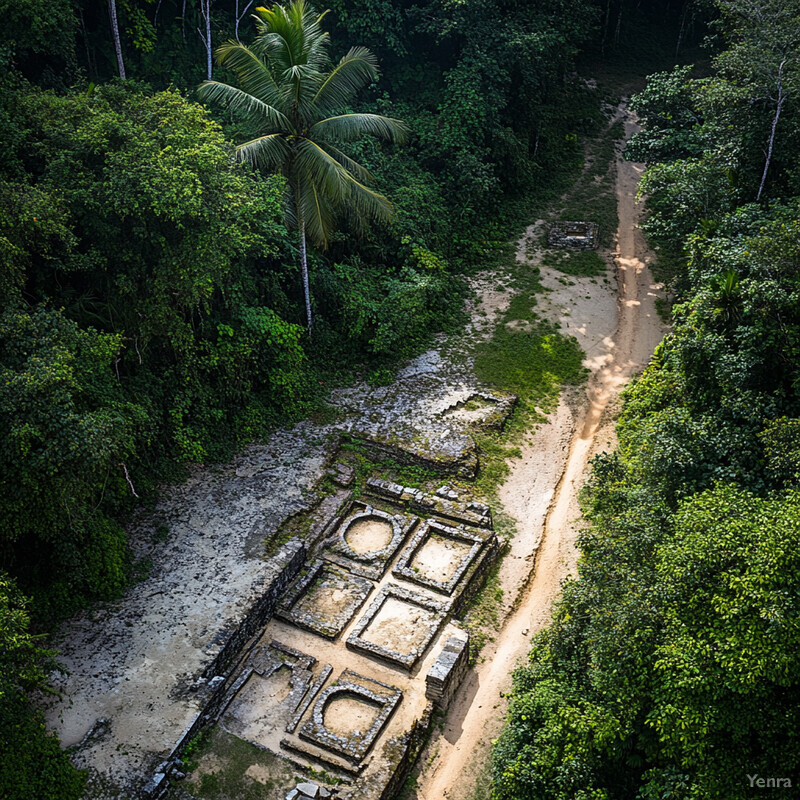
[676,1,688,58]
[108,0,126,79]
[757,60,786,202]
[205,1,212,79]
[299,220,313,330]
[235,0,253,41]
[204,0,212,80]
[197,0,213,80]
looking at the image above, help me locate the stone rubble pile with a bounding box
[286,779,334,799]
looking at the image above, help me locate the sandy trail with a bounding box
[414,101,666,800]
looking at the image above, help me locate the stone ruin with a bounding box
[547,220,599,250]
[346,583,452,670]
[298,670,402,763]
[147,475,499,800]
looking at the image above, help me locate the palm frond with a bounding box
[296,178,335,249]
[342,176,393,223]
[236,134,292,172]
[294,138,392,240]
[319,142,373,183]
[212,40,284,109]
[294,137,351,204]
[284,63,325,118]
[254,1,330,73]
[312,113,409,144]
[198,81,293,133]
[312,47,379,115]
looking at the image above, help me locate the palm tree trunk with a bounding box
[299,220,313,330]
[757,60,786,202]
[108,0,126,79]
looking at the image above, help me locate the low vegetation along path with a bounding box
[416,100,667,800]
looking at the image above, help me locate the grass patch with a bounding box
[558,118,625,248]
[474,320,588,412]
[640,237,687,323]
[183,728,299,800]
[337,440,440,493]
[654,296,672,323]
[461,562,505,662]
[649,244,686,288]
[542,249,607,277]
[469,757,495,800]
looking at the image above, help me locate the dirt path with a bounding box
[414,100,667,800]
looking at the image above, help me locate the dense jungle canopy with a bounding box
[3,0,800,797]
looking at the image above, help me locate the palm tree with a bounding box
[198,0,408,329]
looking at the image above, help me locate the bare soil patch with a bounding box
[222,671,293,749]
[362,597,438,654]
[412,535,474,583]
[323,695,381,738]
[343,516,394,554]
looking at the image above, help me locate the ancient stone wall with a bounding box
[451,535,502,619]
[365,477,492,529]
[348,433,479,479]
[377,703,434,800]
[143,538,305,798]
[201,538,306,679]
[547,221,599,250]
[425,630,470,709]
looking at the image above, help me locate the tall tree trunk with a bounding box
[757,60,786,202]
[299,220,313,330]
[205,0,212,80]
[601,0,611,54]
[676,1,688,58]
[197,0,213,79]
[79,7,95,79]
[235,0,253,42]
[202,0,213,80]
[108,0,126,79]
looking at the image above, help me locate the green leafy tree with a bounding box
[494,483,800,800]
[198,0,408,329]
[0,304,142,617]
[0,574,85,800]
[713,0,800,200]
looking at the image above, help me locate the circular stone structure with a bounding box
[343,515,394,555]
[335,507,405,563]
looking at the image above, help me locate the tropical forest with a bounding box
[2,0,800,798]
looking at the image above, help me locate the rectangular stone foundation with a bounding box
[346,584,451,670]
[392,519,485,595]
[142,469,500,800]
[298,670,403,764]
[276,560,374,639]
[547,220,599,250]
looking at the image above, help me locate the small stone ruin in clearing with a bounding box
[547,220,599,250]
[146,472,500,800]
